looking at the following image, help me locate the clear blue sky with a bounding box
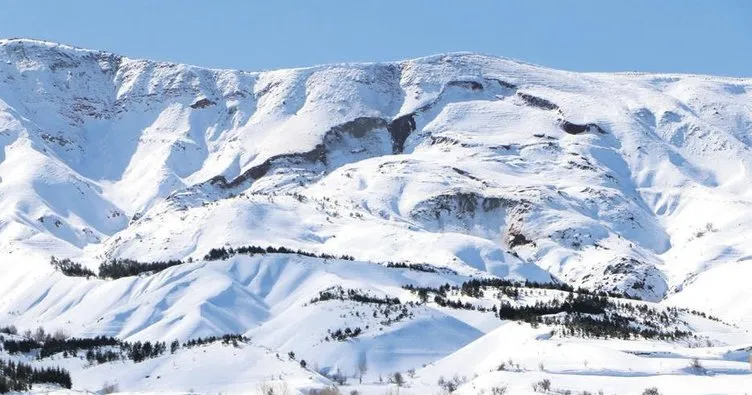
[1,0,750,76]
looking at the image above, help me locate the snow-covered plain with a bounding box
[0,39,751,394]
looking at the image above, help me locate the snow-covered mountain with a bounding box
[0,39,751,394]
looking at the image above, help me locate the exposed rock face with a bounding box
[517,92,560,111]
[559,120,606,135]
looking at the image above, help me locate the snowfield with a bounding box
[0,39,751,394]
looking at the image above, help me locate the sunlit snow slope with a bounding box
[0,39,751,392]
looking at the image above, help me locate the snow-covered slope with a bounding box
[413,320,752,395]
[0,39,751,393]
[3,254,485,373]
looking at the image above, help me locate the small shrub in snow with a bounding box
[326,371,348,386]
[258,381,291,395]
[533,378,551,393]
[490,386,508,395]
[689,357,704,373]
[33,326,46,342]
[170,339,180,354]
[51,329,68,341]
[642,388,661,395]
[326,326,363,342]
[438,375,466,393]
[308,386,341,395]
[100,382,119,394]
[389,372,404,387]
[0,325,16,335]
[357,357,368,384]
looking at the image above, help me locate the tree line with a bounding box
[404,279,692,340]
[458,277,636,300]
[50,256,183,280]
[0,331,251,393]
[51,244,358,280]
[309,287,400,305]
[203,245,354,262]
[2,335,119,357]
[2,331,249,367]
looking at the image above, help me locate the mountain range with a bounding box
[0,39,751,394]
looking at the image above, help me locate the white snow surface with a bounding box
[0,39,751,393]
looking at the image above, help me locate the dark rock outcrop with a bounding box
[388,114,416,154]
[190,98,216,109]
[211,113,418,189]
[517,92,559,111]
[559,120,606,135]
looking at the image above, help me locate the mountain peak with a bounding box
[0,37,111,56]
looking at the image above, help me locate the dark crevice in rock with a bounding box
[513,91,607,136]
[388,114,416,154]
[517,92,559,111]
[567,160,596,171]
[254,81,281,99]
[559,120,606,135]
[429,135,485,149]
[507,231,534,248]
[331,117,387,138]
[190,98,216,109]
[486,78,518,90]
[446,80,484,91]
[209,144,326,189]
[451,167,481,181]
[430,135,462,146]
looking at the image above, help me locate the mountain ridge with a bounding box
[5,37,751,81]
[1,38,752,393]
